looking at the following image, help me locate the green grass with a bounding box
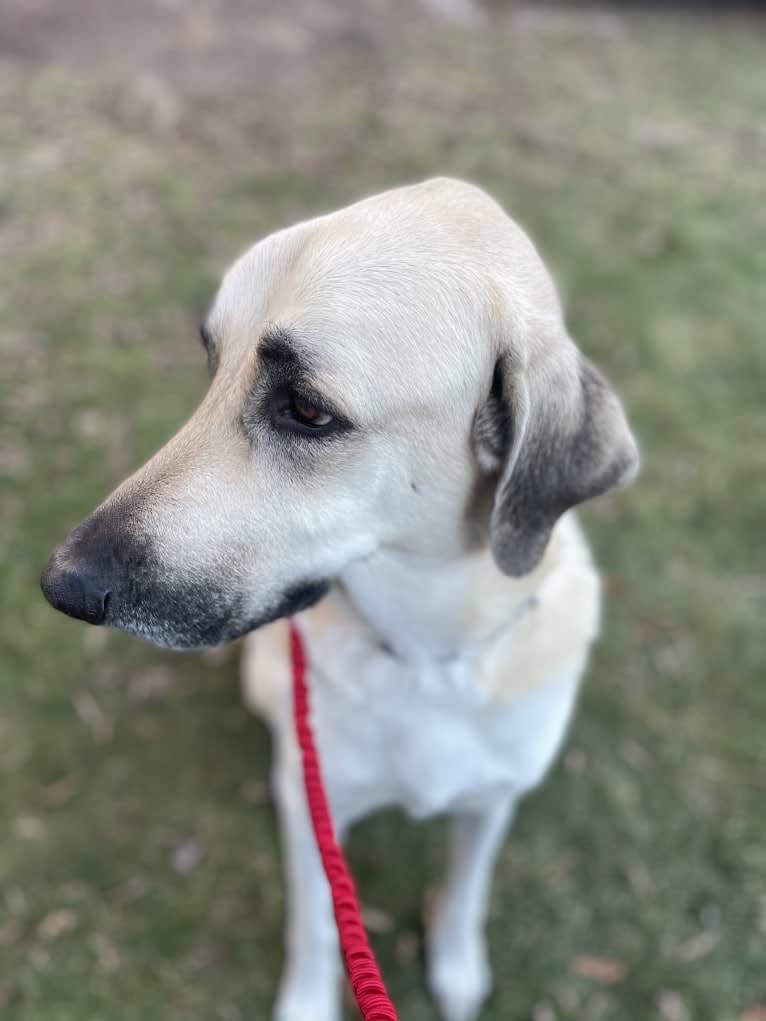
[2,9,765,1020]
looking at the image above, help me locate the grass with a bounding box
[1,7,765,1020]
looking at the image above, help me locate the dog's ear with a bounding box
[473,332,639,576]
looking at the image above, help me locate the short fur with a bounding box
[41,178,638,1021]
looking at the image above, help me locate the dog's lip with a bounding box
[225,578,331,642]
[98,578,332,651]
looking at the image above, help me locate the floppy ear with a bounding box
[473,334,639,577]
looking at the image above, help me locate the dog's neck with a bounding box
[338,524,563,664]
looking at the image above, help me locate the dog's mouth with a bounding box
[193,578,330,650]
[110,578,331,650]
[40,500,333,649]
[42,545,331,651]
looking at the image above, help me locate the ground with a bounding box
[1,3,765,1019]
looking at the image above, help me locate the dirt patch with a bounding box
[0,0,447,95]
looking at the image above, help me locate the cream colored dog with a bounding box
[41,178,638,1021]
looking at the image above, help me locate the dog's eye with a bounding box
[289,394,333,428]
[263,385,349,439]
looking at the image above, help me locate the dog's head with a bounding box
[41,178,638,648]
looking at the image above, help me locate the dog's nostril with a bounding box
[79,584,109,626]
[40,549,111,627]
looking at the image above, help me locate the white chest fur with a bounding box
[310,647,582,827]
[241,514,600,831]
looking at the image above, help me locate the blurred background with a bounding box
[1,2,765,1019]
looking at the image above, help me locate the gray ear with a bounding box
[474,341,639,576]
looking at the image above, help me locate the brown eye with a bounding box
[290,394,333,428]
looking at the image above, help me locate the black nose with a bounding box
[40,547,110,625]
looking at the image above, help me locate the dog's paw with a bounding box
[274,977,341,1021]
[427,935,492,1021]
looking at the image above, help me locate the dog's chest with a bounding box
[309,647,577,828]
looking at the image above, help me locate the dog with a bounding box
[41,178,639,1021]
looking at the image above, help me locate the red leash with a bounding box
[290,619,398,1021]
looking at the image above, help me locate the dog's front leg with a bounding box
[272,741,342,1021]
[427,794,517,1021]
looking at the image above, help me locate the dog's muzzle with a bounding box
[41,507,332,649]
[39,506,188,643]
